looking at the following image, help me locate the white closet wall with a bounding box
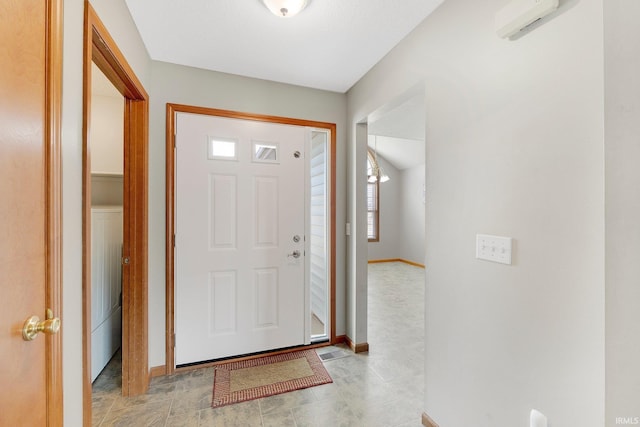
[91,206,123,382]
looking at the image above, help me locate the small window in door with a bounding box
[252,141,279,163]
[208,137,237,160]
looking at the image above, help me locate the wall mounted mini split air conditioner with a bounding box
[495,0,559,39]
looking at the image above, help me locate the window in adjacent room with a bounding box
[367,149,379,242]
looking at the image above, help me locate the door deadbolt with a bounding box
[293,235,301,243]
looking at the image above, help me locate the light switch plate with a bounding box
[476,234,512,265]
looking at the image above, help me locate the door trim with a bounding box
[82,3,149,426]
[165,103,337,374]
[46,0,64,424]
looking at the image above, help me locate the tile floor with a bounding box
[92,261,425,427]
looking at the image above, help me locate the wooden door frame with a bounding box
[46,0,64,424]
[82,3,149,426]
[165,104,337,373]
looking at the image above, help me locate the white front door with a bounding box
[175,112,308,365]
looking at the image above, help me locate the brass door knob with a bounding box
[22,309,60,341]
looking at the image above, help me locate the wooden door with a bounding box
[175,113,308,364]
[0,0,62,425]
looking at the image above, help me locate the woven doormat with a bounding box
[211,349,332,408]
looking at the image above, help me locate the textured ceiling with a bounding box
[124,0,444,93]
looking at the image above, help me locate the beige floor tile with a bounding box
[91,262,426,427]
[170,384,215,417]
[198,400,262,426]
[261,409,297,427]
[291,399,366,427]
[109,388,175,412]
[99,400,170,427]
[92,395,117,426]
[165,411,200,427]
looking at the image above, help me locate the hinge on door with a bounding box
[173,121,177,147]
[173,234,176,247]
[173,334,176,348]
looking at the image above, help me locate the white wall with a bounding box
[89,0,151,86]
[61,1,151,425]
[604,0,640,423]
[368,154,401,260]
[90,94,124,175]
[148,61,348,368]
[348,0,605,426]
[90,86,124,205]
[399,164,425,265]
[346,123,369,346]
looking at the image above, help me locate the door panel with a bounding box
[209,174,237,248]
[0,0,60,424]
[175,113,307,365]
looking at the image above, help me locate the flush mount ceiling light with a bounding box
[262,0,309,18]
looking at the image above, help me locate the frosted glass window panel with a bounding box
[208,137,238,160]
[253,141,279,163]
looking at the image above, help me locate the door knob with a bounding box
[287,250,301,259]
[22,309,60,341]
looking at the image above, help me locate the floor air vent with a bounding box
[318,350,350,361]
